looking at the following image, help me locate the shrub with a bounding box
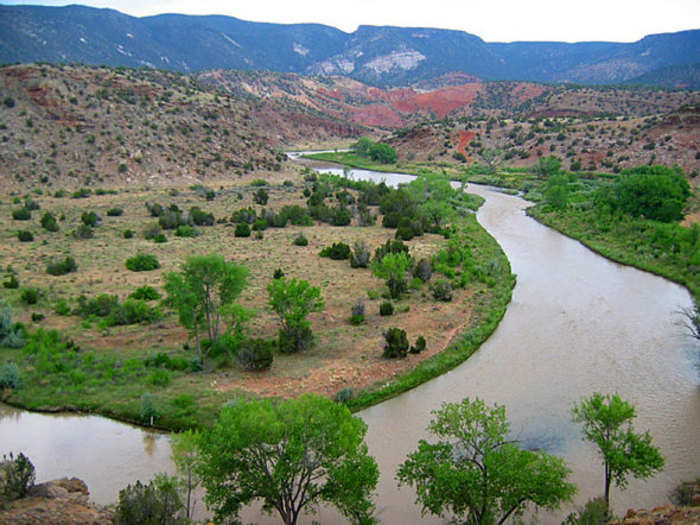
[383,327,409,358]
[71,188,91,199]
[46,256,77,276]
[234,222,251,237]
[319,242,351,260]
[121,229,133,239]
[54,299,71,316]
[17,230,33,242]
[189,207,214,226]
[2,96,15,108]
[414,258,433,282]
[253,188,269,205]
[350,240,371,268]
[81,211,100,227]
[31,313,44,322]
[129,285,161,301]
[73,224,94,239]
[40,212,59,232]
[3,274,19,289]
[140,393,159,425]
[252,218,268,231]
[237,338,274,371]
[107,207,124,216]
[293,234,308,246]
[0,362,21,389]
[0,452,35,501]
[147,369,172,387]
[379,301,394,316]
[410,335,426,354]
[273,268,284,279]
[114,476,183,524]
[330,206,352,226]
[23,198,39,211]
[174,224,197,238]
[563,497,610,525]
[431,279,453,301]
[153,233,168,243]
[350,299,365,325]
[76,293,119,318]
[11,208,31,221]
[126,253,160,272]
[20,288,39,305]
[334,387,355,404]
[373,239,409,262]
[112,299,160,325]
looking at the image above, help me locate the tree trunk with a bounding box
[604,461,611,509]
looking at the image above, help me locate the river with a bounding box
[1,163,697,523]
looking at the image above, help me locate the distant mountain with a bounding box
[625,63,700,89]
[1,5,698,87]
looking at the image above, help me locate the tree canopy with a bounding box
[164,254,250,362]
[196,394,378,525]
[267,276,324,353]
[398,397,576,525]
[595,165,690,222]
[572,392,664,508]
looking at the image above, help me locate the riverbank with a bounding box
[527,205,699,305]
[0,164,514,433]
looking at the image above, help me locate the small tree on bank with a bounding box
[371,252,411,299]
[196,394,379,525]
[398,397,576,525]
[572,392,664,509]
[164,254,250,363]
[267,276,324,353]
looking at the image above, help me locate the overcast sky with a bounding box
[2,0,699,43]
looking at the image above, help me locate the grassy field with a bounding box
[0,164,515,430]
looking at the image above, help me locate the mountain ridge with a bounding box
[1,4,698,87]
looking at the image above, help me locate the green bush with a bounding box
[146,368,172,387]
[383,327,409,358]
[153,233,168,243]
[17,230,33,242]
[123,229,134,239]
[379,301,394,316]
[140,393,160,425]
[114,476,184,524]
[0,361,21,389]
[129,285,161,301]
[334,387,355,404]
[563,497,610,525]
[252,218,268,231]
[189,207,214,226]
[2,274,19,289]
[0,452,35,501]
[410,335,426,354]
[235,222,251,237]
[253,188,269,205]
[350,299,365,325]
[293,234,308,246]
[237,338,275,371]
[319,242,351,260]
[174,225,197,238]
[46,256,77,276]
[414,258,433,282]
[11,208,31,220]
[20,288,39,305]
[54,299,71,316]
[431,279,453,301]
[107,207,123,217]
[40,212,59,232]
[125,253,160,272]
[330,206,352,226]
[113,299,161,325]
[81,211,100,227]
[71,188,92,199]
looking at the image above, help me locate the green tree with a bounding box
[368,143,397,164]
[398,398,576,525]
[534,155,561,179]
[572,393,664,508]
[114,474,185,525]
[267,277,324,353]
[196,394,378,525]
[164,254,250,363]
[171,430,203,520]
[351,136,374,156]
[545,173,570,210]
[371,252,411,299]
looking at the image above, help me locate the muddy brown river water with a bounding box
[1,168,698,524]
